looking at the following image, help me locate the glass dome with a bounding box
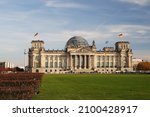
[65,36,89,48]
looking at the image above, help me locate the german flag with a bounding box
[118,33,124,38]
[34,33,38,37]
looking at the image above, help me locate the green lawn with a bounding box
[32,74,150,100]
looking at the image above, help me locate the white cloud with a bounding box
[37,24,150,61]
[1,24,150,65]
[40,24,150,44]
[96,24,150,42]
[118,0,150,6]
[42,30,111,43]
[45,0,88,9]
[0,10,33,22]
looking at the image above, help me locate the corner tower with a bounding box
[115,41,130,51]
[31,40,44,50]
[115,41,133,71]
[28,40,45,72]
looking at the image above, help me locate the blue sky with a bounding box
[0,0,150,66]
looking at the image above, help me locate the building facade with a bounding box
[28,36,133,73]
[0,62,15,68]
[132,58,143,71]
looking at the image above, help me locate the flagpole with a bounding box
[118,33,124,41]
[104,41,108,73]
[24,49,27,72]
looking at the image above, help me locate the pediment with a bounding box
[71,47,93,53]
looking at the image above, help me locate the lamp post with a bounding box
[24,49,27,72]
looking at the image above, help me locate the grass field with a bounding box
[32,74,150,100]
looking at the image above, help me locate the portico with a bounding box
[69,54,94,70]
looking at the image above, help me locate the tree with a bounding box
[137,62,150,71]
[14,67,24,72]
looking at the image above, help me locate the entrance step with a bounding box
[74,69,94,73]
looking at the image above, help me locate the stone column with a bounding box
[99,56,101,68]
[79,55,81,69]
[94,55,97,69]
[62,57,64,69]
[49,56,50,68]
[66,54,69,69]
[57,56,59,68]
[130,56,132,68]
[53,56,55,68]
[75,55,77,69]
[113,56,115,68]
[31,55,34,68]
[104,55,106,68]
[128,55,131,68]
[70,55,72,70]
[88,55,91,69]
[66,53,69,69]
[120,55,123,68]
[108,56,110,68]
[40,55,44,68]
[84,55,86,69]
[103,55,106,72]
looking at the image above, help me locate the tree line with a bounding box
[137,62,150,71]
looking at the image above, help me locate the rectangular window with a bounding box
[64,62,67,68]
[110,62,113,67]
[45,56,48,62]
[45,62,48,68]
[35,56,40,61]
[97,56,100,61]
[116,56,118,62]
[106,62,109,67]
[36,63,39,68]
[55,62,57,68]
[102,62,104,67]
[59,62,62,68]
[115,62,117,67]
[59,56,62,61]
[106,56,109,61]
[102,56,105,61]
[110,56,113,61]
[97,62,100,68]
[50,62,53,68]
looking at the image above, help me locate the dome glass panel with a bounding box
[65,36,89,48]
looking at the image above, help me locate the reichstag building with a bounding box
[28,36,133,73]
